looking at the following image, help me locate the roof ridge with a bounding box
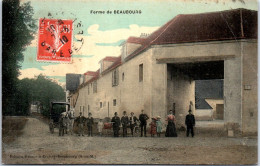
[181,8,252,16]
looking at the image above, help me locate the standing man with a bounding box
[67,108,75,135]
[58,113,66,136]
[129,112,138,136]
[111,112,121,137]
[86,112,94,137]
[121,111,129,137]
[75,112,86,136]
[139,110,149,137]
[185,109,195,137]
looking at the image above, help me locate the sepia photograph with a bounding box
[2,0,258,164]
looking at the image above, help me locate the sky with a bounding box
[19,0,258,86]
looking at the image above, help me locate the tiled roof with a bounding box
[148,8,257,45]
[126,37,147,45]
[84,71,97,76]
[125,8,257,61]
[102,56,119,62]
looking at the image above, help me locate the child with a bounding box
[97,119,104,136]
[150,118,157,137]
[156,116,163,137]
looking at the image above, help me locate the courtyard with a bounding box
[2,117,257,164]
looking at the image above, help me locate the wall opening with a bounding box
[167,60,224,126]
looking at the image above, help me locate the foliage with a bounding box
[2,0,37,115]
[16,75,66,116]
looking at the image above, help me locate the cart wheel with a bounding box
[49,123,54,134]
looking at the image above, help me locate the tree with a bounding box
[16,78,35,115]
[16,75,66,116]
[2,0,36,115]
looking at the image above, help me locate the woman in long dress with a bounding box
[165,110,177,137]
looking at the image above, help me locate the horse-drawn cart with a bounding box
[49,101,70,134]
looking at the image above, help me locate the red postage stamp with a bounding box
[37,18,73,63]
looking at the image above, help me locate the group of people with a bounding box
[111,110,146,137]
[110,109,195,138]
[58,108,195,138]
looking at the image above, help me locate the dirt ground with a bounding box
[2,117,258,165]
[2,117,28,144]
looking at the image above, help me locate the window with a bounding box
[100,102,102,108]
[139,64,143,82]
[93,81,97,93]
[113,99,116,106]
[122,72,124,81]
[112,68,119,86]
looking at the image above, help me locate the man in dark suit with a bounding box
[111,112,121,137]
[185,109,195,137]
[86,112,94,137]
[121,111,129,137]
[75,112,86,136]
[139,110,149,137]
[58,113,66,136]
[129,112,138,136]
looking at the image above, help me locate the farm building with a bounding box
[66,8,257,136]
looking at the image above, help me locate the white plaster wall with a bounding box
[241,40,258,134]
[205,99,224,119]
[166,66,195,127]
[74,49,153,119]
[195,109,213,120]
[224,53,242,128]
[150,54,167,122]
[171,74,195,127]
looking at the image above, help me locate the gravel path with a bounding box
[2,117,258,164]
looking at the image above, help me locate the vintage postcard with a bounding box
[2,0,258,164]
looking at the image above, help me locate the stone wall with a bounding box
[241,40,258,135]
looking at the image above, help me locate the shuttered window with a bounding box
[93,81,97,93]
[139,64,143,82]
[112,68,119,86]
